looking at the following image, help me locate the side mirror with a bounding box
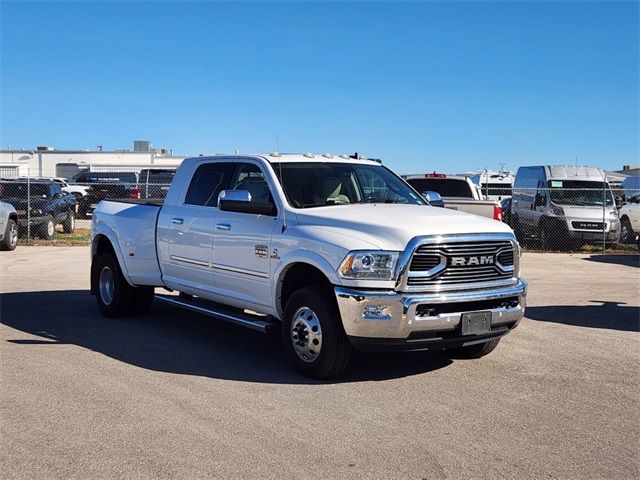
[218,190,277,216]
[53,192,63,199]
[534,193,545,207]
[421,191,445,208]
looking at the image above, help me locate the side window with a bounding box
[230,163,272,203]
[184,163,234,207]
[536,180,547,205]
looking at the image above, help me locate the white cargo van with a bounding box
[511,165,620,248]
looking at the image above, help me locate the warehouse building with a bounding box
[0,141,185,179]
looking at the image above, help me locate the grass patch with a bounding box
[18,228,91,247]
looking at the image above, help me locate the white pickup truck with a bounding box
[403,173,504,221]
[91,154,527,378]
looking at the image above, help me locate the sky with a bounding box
[1,0,638,174]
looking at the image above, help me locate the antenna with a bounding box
[275,135,287,232]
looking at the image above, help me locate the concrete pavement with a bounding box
[1,248,638,479]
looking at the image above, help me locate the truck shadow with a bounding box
[0,290,452,384]
[526,301,640,332]
[583,255,639,268]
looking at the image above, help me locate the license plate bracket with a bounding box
[461,311,492,335]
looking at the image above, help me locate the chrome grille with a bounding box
[405,239,516,288]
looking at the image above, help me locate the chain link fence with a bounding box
[2,168,639,254]
[502,186,640,253]
[0,168,174,240]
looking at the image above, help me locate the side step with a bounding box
[155,294,276,333]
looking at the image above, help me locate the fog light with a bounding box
[362,304,391,320]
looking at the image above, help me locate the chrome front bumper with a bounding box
[335,280,527,344]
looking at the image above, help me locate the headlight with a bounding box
[549,204,564,216]
[609,210,619,219]
[339,251,399,280]
[30,208,43,215]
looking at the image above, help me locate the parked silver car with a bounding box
[0,201,18,251]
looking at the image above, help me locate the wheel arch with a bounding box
[275,262,334,320]
[90,232,134,293]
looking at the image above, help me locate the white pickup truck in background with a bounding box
[91,154,527,378]
[403,173,504,221]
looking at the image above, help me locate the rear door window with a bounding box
[184,163,234,207]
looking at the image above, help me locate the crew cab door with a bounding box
[158,161,234,295]
[212,162,279,309]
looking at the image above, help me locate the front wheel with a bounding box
[282,286,351,379]
[448,338,501,359]
[1,219,18,251]
[620,217,635,244]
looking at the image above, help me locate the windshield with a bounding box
[0,182,50,198]
[547,180,613,206]
[405,178,474,198]
[272,162,425,208]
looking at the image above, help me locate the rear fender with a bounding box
[91,225,135,288]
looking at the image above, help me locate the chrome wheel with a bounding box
[8,223,17,248]
[99,266,115,305]
[291,306,322,363]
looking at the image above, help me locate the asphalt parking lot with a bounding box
[1,248,638,479]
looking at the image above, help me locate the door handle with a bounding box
[216,223,231,231]
[171,217,184,225]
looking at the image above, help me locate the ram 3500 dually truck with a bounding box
[91,154,527,378]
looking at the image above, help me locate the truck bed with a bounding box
[106,198,165,207]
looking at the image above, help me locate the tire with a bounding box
[620,216,635,244]
[448,338,501,359]
[94,253,135,317]
[539,220,567,251]
[38,216,56,240]
[282,286,351,379]
[62,210,76,233]
[1,219,18,251]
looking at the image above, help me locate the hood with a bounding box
[0,197,48,211]
[293,203,513,251]
[558,204,615,219]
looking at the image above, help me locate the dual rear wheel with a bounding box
[94,253,154,317]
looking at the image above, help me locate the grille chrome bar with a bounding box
[396,233,519,293]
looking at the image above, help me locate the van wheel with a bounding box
[38,216,56,240]
[448,338,501,359]
[63,210,76,233]
[94,253,135,317]
[1,219,18,251]
[282,286,351,379]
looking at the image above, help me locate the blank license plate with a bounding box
[461,311,492,335]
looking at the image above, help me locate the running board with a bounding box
[155,294,275,333]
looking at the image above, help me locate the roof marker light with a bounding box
[303,152,315,158]
[322,153,333,158]
[269,152,281,157]
[339,154,349,159]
